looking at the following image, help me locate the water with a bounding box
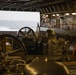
[0,20,39,31]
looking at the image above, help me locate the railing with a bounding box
[52,24,76,31]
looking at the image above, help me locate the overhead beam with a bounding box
[45,7,49,13]
[42,8,46,13]
[52,5,56,11]
[41,10,76,15]
[66,3,71,10]
[39,8,43,13]
[56,5,60,11]
[61,4,65,10]
[19,0,64,9]
[48,6,52,12]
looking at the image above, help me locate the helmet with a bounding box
[46,29,56,36]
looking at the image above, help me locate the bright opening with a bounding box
[0,10,40,31]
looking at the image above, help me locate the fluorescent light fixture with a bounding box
[52,14,55,16]
[56,14,59,16]
[72,12,76,15]
[46,15,48,17]
[65,13,69,15]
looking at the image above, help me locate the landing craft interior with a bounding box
[0,26,76,75]
[0,0,76,75]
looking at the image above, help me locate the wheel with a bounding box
[17,27,36,38]
[0,34,26,60]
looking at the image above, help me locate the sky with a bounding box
[0,10,40,22]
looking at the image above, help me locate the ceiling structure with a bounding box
[0,0,76,14]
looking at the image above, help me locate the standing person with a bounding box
[47,29,58,55]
